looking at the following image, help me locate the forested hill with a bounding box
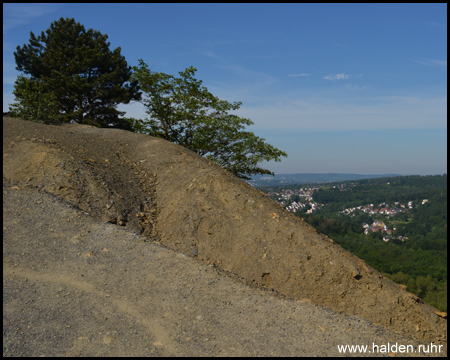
[293,174,447,312]
[248,172,401,187]
[314,174,447,206]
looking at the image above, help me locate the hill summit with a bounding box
[3,117,446,350]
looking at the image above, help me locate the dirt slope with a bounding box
[3,117,447,355]
[6,179,442,357]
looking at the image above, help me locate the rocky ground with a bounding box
[3,117,447,356]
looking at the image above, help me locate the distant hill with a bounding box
[248,173,402,187]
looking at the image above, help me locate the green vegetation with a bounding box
[302,175,447,311]
[130,59,287,179]
[8,18,287,180]
[261,175,447,312]
[313,175,447,210]
[10,17,140,128]
[8,75,60,123]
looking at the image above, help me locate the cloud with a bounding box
[201,50,221,59]
[414,59,447,68]
[3,3,59,33]
[323,73,350,80]
[288,73,310,77]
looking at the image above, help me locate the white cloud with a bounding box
[3,3,59,33]
[414,59,447,68]
[323,73,350,80]
[288,73,310,77]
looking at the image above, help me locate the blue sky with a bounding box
[3,3,447,175]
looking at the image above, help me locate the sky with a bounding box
[3,3,447,176]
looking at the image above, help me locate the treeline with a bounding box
[293,175,447,312]
[314,175,447,211]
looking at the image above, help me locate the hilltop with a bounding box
[3,117,447,356]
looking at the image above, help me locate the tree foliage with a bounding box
[9,75,59,123]
[11,17,140,128]
[131,59,287,179]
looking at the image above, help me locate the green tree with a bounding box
[11,17,140,128]
[131,59,287,179]
[9,75,59,123]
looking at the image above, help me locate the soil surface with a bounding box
[3,117,447,356]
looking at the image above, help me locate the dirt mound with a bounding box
[3,117,447,347]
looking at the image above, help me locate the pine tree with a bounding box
[12,17,140,127]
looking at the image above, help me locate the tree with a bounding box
[9,75,59,123]
[11,17,140,128]
[131,59,287,179]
